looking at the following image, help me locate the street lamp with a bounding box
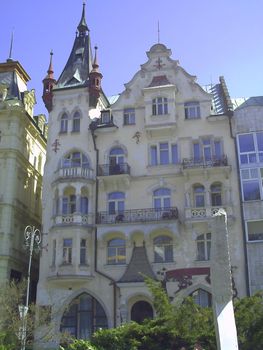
[19,225,41,350]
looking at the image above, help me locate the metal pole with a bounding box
[20,225,41,350]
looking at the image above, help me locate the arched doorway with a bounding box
[60,293,108,339]
[131,301,153,324]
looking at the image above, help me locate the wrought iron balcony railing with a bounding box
[182,155,227,169]
[97,207,178,224]
[98,163,131,176]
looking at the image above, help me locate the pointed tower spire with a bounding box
[77,2,89,36]
[7,30,14,62]
[89,46,103,107]
[42,51,56,112]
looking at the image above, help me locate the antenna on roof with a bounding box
[7,29,14,62]
[157,21,160,43]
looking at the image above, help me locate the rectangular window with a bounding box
[171,144,178,164]
[72,118,80,132]
[150,143,179,166]
[238,134,256,164]
[184,102,201,119]
[202,139,212,160]
[214,140,222,159]
[150,146,158,166]
[63,239,72,264]
[123,108,135,125]
[80,239,87,264]
[241,168,261,201]
[247,221,263,241]
[160,143,169,165]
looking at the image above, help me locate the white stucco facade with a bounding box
[36,15,247,345]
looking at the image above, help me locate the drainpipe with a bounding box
[90,126,117,327]
[227,111,250,296]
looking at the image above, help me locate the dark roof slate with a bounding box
[118,245,156,283]
[235,96,263,110]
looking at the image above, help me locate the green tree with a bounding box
[235,291,263,350]
[0,279,56,350]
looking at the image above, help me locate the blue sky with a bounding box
[1,0,263,115]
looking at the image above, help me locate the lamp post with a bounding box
[19,225,41,350]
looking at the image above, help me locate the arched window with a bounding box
[60,113,68,133]
[153,188,171,209]
[191,289,212,307]
[152,97,168,115]
[211,183,222,206]
[193,184,205,207]
[60,293,108,339]
[61,152,89,169]
[107,238,126,264]
[153,236,173,262]
[196,233,211,261]
[72,111,81,132]
[108,192,125,214]
[131,301,153,324]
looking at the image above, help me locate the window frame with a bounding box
[193,184,205,207]
[108,192,125,214]
[246,220,263,242]
[107,238,126,265]
[72,111,81,132]
[80,239,87,265]
[63,238,73,264]
[241,168,261,201]
[153,235,173,263]
[238,132,263,165]
[153,188,171,210]
[152,97,168,116]
[123,108,135,125]
[60,113,69,133]
[150,142,179,166]
[196,233,211,261]
[210,183,222,206]
[184,101,201,120]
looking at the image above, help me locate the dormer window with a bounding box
[101,110,111,124]
[184,102,201,119]
[152,97,168,116]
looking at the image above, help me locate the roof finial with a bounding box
[7,29,14,62]
[47,50,54,79]
[157,21,160,43]
[77,1,89,35]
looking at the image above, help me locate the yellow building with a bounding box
[0,57,46,296]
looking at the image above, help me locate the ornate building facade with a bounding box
[36,4,247,348]
[0,57,47,291]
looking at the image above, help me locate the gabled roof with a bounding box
[118,245,156,283]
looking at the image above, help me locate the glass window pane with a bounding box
[172,144,178,164]
[243,181,260,201]
[239,134,255,152]
[257,132,263,151]
[150,146,157,166]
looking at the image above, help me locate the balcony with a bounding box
[54,166,94,182]
[98,163,131,176]
[97,207,178,224]
[184,206,233,222]
[182,155,228,169]
[53,213,94,226]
